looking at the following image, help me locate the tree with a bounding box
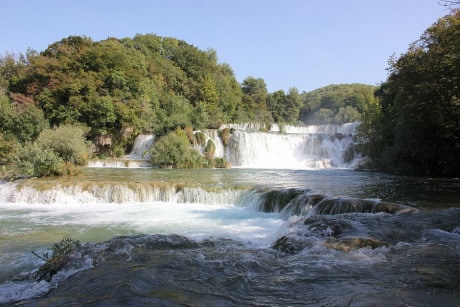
[36,125,92,166]
[283,87,302,123]
[439,1,460,8]
[299,84,376,124]
[334,106,361,124]
[370,10,460,176]
[240,77,271,122]
[0,94,49,143]
[16,143,64,177]
[150,130,204,169]
[0,132,16,163]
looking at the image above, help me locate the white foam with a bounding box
[0,257,94,304]
[0,200,283,247]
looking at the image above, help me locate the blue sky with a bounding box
[1,0,451,92]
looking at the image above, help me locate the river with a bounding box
[1,167,459,306]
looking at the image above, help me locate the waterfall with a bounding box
[204,129,225,158]
[0,181,244,205]
[87,159,152,168]
[220,122,360,135]
[88,123,361,170]
[128,135,155,159]
[194,129,225,158]
[195,122,362,169]
[225,131,355,169]
[87,134,155,168]
[0,180,415,217]
[282,122,360,135]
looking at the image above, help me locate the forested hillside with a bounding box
[0,34,372,163]
[2,6,458,178]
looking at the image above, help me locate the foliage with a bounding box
[367,10,460,176]
[30,237,80,282]
[204,139,216,160]
[0,132,17,163]
[16,143,65,177]
[239,77,271,122]
[299,83,376,124]
[150,131,203,168]
[213,157,230,168]
[36,125,92,165]
[0,94,49,143]
[184,126,196,144]
[219,128,232,147]
[0,34,246,155]
[195,131,206,147]
[15,125,92,177]
[267,88,302,124]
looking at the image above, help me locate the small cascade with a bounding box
[87,134,155,168]
[235,187,416,218]
[200,129,225,158]
[0,181,244,205]
[282,122,360,135]
[220,123,269,132]
[87,159,152,168]
[127,135,155,159]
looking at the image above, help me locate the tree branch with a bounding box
[439,0,460,8]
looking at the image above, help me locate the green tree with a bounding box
[240,77,271,122]
[36,125,92,166]
[334,106,361,124]
[150,130,204,168]
[16,143,64,177]
[312,108,334,124]
[283,87,302,123]
[0,132,17,163]
[370,10,460,176]
[0,94,49,143]
[299,84,376,124]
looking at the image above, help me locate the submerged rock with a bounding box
[308,197,417,216]
[325,237,389,252]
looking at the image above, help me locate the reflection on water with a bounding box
[79,168,460,209]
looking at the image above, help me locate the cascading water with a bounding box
[1,168,460,306]
[88,123,362,169]
[193,129,225,158]
[127,134,155,160]
[87,134,155,168]
[216,122,361,169]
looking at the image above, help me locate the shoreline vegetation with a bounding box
[0,10,459,177]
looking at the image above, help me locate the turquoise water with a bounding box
[1,168,459,305]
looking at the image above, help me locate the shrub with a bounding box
[36,125,92,165]
[30,237,80,282]
[0,132,17,163]
[204,139,215,160]
[184,126,196,144]
[219,128,231,146]
[150,131,209,169]
[150,132,192,168]
[214,157,230,168]
[195,131,206,146]
[16,143,65,177]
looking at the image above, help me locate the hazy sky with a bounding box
[1,0,451,92]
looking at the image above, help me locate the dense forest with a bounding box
[362,9,460,177]
[1,8,459,177]
[0,33,374,174]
